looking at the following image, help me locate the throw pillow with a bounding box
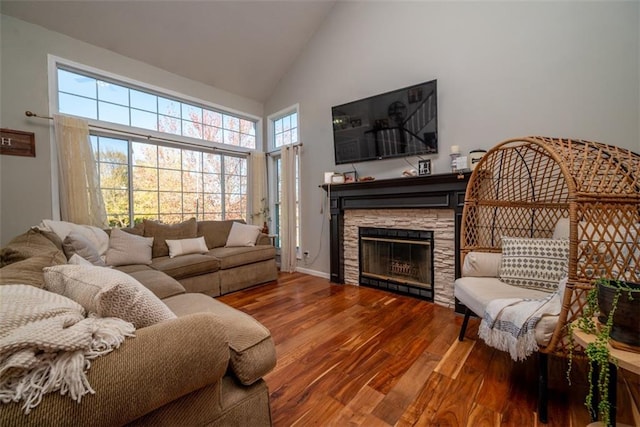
[166,236,209,258]
[143,218,197,258]
[68,253,94,266]
[43,264,176,329]
[225,222,261,247]
[40,219,109,257]
[105,228,153,266]
[500,237,569,292]
[62,231,107,266]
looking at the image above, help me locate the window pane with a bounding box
[223,115,240,131]
[290,112,298,130]
[132,142,157,167]
[100,163,128,189]
[240,134,255,149]
[275,133,283,147]
[182,150,202,172]
[225,175,242,194]
[158,169,181,190]
[59,93,97,119]
[159,214,183,224]
[203,126,223,143]
[203,173,221,193]
[223,130,240,146]
[158,97,181,117]
[203,212,223,221]
[283,130,292,145]
[274,118,282,134]
[130,90,157,112]
[182,104,202,123]
[291,128,298,144]
[98,101,130,125]
[158,146,181,169]
[159,191,182,213]
[182,120,202,139]
[90,135,98,161]
[133,190,158,214]
[225,157,246,175]
[98,81,129,106]
[204,194,222,212]
[97,137,128,164]
[58,69,96,98]
[131,109,158,131]
[102,189,130,227]
[158,115,181,135]
[282,115,291,131]
[183,193,200,213]
[204,110,223,127]
[203,153,222,174]
[240,119,255,136]
[133,166,158,190]
[182,171,201,192]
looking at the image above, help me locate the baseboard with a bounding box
[295,266,330,279]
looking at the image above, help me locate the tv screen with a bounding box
[332,79,437,165]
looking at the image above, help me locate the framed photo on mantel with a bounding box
[418,159,431,176]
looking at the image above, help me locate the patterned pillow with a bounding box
[43,264,176,329]
[499,237,569,292]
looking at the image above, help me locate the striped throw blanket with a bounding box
[0,285,134,413]
[478,278,566,361]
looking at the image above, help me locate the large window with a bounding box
[53,60,253,226]
[92,135,246,227]
[58,67,257,149]
[269,106,300,250]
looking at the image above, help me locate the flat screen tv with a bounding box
[332,79,437,165]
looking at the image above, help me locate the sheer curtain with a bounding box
[249,151,268,227]
[53,114,107,227]
[280,144,299,273]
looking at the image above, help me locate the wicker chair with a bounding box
[455,136,640,423]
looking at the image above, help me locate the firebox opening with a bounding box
[359,227,434,301]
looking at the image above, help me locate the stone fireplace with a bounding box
[324,172,470,309]
[344,209,454,306]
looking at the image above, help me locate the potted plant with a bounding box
[568,278,640,426]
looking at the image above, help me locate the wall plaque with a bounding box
[0,128,36,157]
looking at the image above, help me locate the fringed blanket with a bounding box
[0,285,135,414]
[478,278,566,361]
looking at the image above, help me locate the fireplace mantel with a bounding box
[322,172,471,284]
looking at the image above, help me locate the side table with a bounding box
[572,325,640,427]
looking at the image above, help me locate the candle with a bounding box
[450,145,460,154]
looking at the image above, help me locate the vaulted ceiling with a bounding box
[1,1,336,102]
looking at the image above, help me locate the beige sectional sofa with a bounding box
[0,222,278,426]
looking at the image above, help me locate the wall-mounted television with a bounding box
[332,79,437,165]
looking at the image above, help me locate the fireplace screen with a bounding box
[359,227,434,300]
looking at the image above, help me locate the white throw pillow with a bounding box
[166,236,208,258]
[225,222,261,247]
[40,219,109,256]
[68,253,94,266]
[44,264,176,329]
[500,237,569,292]
[105,228,154,266]
[462,251,502,278]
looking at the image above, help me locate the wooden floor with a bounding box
[218,272,639,427]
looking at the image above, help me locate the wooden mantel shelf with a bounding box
[322,172,472,284]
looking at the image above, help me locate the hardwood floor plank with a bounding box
[219,273,634,426]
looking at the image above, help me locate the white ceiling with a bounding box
[1,0,336,102]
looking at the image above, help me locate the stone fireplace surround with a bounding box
[324,172,471,309]
[344,209,455,306]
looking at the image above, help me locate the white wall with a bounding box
[265,1,640,277]
[0,15,263,245]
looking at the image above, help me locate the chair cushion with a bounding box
[150,253,220,279]
[127,269,186,299]
[454,277,557,345]
[499,237,569,292]
[462,251,502,277]
[208,246,276,270]
[163,293,276,385]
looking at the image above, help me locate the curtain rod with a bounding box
[25,110,252,156]
[265,143,303,157]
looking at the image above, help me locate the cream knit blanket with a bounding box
[0,285,135,414]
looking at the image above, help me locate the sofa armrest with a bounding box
[256,233,272,246]
[0,313,230,427]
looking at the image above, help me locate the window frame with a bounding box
[48,55,259,223]
[267,105,301,254]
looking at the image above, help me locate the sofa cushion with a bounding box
[63,231,107,266]
[4,229,65,260]
[0,253,67,288]
[163,293,276,385]
[209,246,277,270]
[127,269,186,299]
[454,276,557,346]
[44,264,176,329]
[166,236,208,258]
[197,220,241,249]
[462,251,502,277]
[499,237,569,292]
[225,222,261,247]
[144,218,197,258]
[106,228,153,266]
[150,253,220,280]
